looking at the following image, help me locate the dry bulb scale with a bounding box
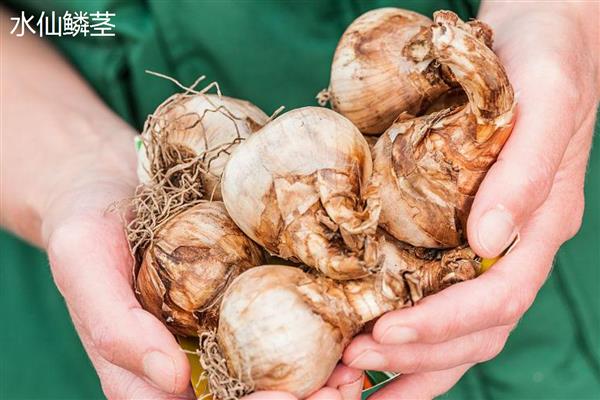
[127,75,268,336]
[124,9,516,400]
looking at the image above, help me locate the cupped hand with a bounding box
[42,146,193,399]
[40,139,366,400]
[342,4,599,399]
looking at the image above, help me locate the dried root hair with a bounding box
[126,72,251,273]
[198,330,253,400]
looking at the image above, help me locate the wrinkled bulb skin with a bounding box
[217,246,479,398]
[137,93,268,199]
[373,11,516,248]
[327,8,449,134]
[222,107,381,280]
[136,202,264,336]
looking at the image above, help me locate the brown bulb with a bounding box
[136,201,264,336]
[373,11,515,248]
[326,8,449,134]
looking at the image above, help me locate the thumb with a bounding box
[467,66,577,258]
[47,214,190,394]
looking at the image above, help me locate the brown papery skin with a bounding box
[328,8,449,134]
[217,244,479,399]
[221,107,381,280]
[373,11,515,248]
[136,202,264,336]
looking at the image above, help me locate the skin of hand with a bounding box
[1,9,193,398]
[0,7,361,399]
[338,2,600,399]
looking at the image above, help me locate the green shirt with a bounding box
[2,1,599,399]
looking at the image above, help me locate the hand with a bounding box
[242,365,364,400]
[43,147,193,399]
[1,14,194,397]
[341,3,600,399]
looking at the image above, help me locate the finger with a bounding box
[98,364,195,400]
[369,363,473,400]
[326,364,364,400]
[371,205,560,345]
[82,337,194,400]
[544,105,597,241]
[242,391,297,400]
[467,58,578,258]
[47,215,190,394]
[326,363,363,387]
[344,325,511,373]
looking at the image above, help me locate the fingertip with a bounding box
[371,310,417,345]
[133,309,190,394]
[467,203,518,258]
[326,363,363,388]
[341,334,377,366]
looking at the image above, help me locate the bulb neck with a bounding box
[342,242,481,325]
[405,11,515,142]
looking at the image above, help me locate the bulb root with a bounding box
[199,330,254,400]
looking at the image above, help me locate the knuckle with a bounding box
[494,156,555,213]
[501,153,556,212]
[47,216,95,255]
[46,214,121,299]
[46,219,88,296]
[534,58,578,102]
[518,157,555,200]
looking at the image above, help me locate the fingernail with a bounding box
[348,350,386,369]
[379,326,418,345]
[339,374,364,400]
[477,205,517,257]
[143,351,177,393]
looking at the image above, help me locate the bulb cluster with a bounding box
[127,9,515,400]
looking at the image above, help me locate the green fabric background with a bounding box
[1,1,599,399]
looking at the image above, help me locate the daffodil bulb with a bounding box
[221,107,381,280]
[209,244,479,399]
[136,201,264,336]
[373,11,515,248]
[137,93,268,200]
[323,8,448,134]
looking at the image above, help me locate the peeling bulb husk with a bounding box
[373,11,516,248]
[221,107,381,280]
[136,202,264,336]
